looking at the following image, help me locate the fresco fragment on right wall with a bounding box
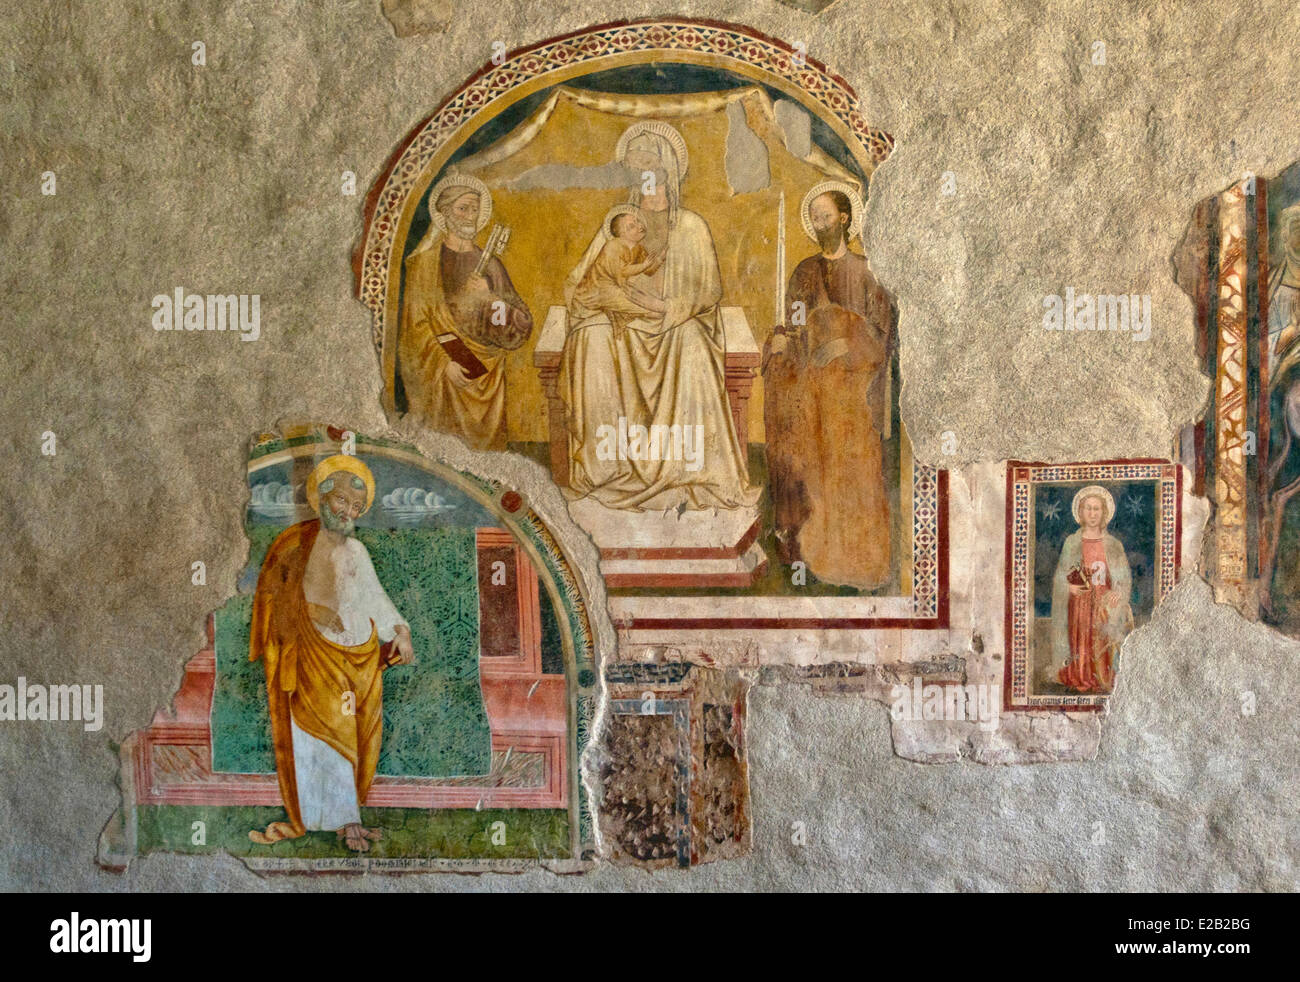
[1175,163,1300,636]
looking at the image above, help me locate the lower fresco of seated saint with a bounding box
[99,423,753,872]
[357,19,949,639]
[100,424,601,871]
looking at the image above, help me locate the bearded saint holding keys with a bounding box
[400,172,534,452]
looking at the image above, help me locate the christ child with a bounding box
[573,205,667,332]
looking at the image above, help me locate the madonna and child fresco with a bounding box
[365,41,941,629]
[101,21,1210,880]
[97,21,958,879]
[558,120,757,514]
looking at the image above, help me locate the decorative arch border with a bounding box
[99,425,601,870]
[353,17,894,349]
[347,18,950,634]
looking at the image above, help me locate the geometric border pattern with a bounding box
[912,463,941,618]
[1004,459,1182,711]
[357,17,894,343]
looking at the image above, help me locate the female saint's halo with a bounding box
[1071,485,1115,525]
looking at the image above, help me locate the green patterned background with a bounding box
[211,522,492,777]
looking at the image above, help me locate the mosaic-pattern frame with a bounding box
[1004,459,1181,711]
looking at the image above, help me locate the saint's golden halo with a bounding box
[427,170,493,235]
[306,455,376,517]
[800,180,864,245]
[1071,485,1115,525]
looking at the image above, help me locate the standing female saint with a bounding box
[1052,485,1134,693]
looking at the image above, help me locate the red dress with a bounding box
[1057,537,1118,693]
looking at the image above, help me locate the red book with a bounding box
[437,332,488,379]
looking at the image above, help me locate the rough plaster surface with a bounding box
[3,0,1299,889]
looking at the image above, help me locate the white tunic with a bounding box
[292,533,406,831]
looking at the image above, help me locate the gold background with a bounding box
[403,87,864,445]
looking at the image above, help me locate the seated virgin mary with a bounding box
[557,120,759,512]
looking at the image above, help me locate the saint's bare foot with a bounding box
[337,824,384,852]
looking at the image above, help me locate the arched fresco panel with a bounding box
[101,423,597,871]
[358,19,948,639]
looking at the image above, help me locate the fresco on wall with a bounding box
[1177,162,1300,637]
[1004,460,1181,710]
[358,19,948,634]
[101,423,597,871]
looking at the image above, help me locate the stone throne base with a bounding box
[567,497,767,588]
[537,303,766,588]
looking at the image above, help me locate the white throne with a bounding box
[533,305,767,588]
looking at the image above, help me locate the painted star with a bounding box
[1041,501,1061,521]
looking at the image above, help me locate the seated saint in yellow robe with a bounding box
[399,174,533,452]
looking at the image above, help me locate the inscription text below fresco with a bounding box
[101,424,597,871]
[358,20,948,634]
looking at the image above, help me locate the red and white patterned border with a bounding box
[1005,460,1181,710]
[912,463,940,618]
[357,18,894,344]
